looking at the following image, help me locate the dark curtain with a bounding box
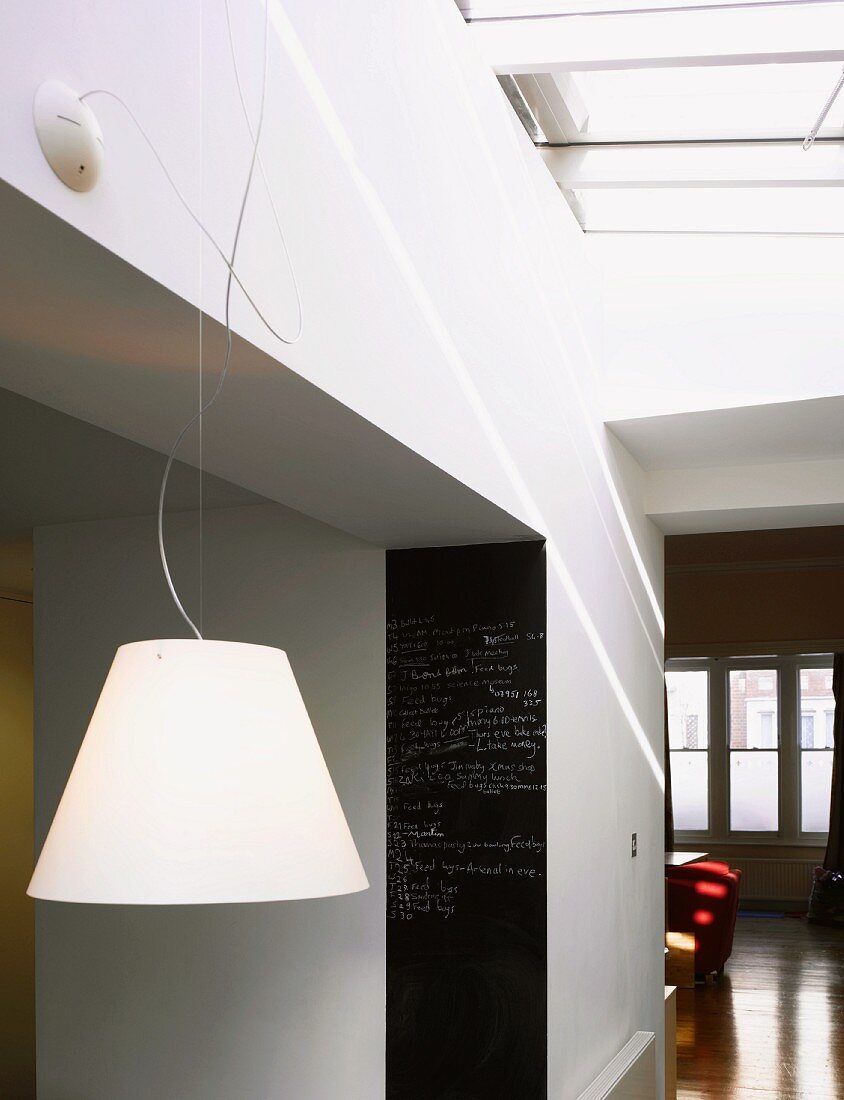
[665,682,674,854]
[824,653,844,871]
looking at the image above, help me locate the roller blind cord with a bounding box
[803,65,844,151]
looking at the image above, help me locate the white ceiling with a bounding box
[6,168,840,544]
[0,386,264,535]
[0,377,267,599]
[607,394,844,472]
[608,394,844,534]
[652,502,844,536]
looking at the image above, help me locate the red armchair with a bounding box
[665,861,742,979]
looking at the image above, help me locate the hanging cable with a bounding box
[81,0,298,638]
[79,49,302,345]
[224,0,303,346]
[803,65,844,151]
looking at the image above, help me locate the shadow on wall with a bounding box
[0,572,35,1099]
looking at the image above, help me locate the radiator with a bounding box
[723,857,816,903]
[576,1032,656,1100]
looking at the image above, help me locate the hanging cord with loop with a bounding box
[80,0,302,638]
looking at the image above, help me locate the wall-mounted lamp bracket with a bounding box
[34,80,104,191]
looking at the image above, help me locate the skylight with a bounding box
[564,61,844,144]
[471,1,844,234]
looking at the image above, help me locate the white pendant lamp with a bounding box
[28,2,366,905]
[28,639,368,904]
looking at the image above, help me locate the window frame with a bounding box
[801,711,815,749]
[727,663,781,835]
[668,653,833,847]
[666,666,711,833]
[553,62,844,146]
[798,664,836,838]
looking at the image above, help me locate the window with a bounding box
[667,655,834,843]
[759,712,776,749]
[799,665,835,834]
[666,668,709,831]
[729,668,779,832]
[561,61,844,145]
[801,713,815,749]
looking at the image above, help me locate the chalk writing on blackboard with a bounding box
[386,541,547,1100]
[387,616,546,921]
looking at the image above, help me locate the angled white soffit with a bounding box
[609,394,844,470]
[608,395,844,533]
[0,181,537,550]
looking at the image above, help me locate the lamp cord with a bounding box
[80,0,302,639]
[803,66,844,151]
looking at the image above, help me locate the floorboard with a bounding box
[677,916,844,1099]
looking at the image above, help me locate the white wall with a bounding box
[34,504,385,1100]
[9,1,666,1095]
[591,233,844,420]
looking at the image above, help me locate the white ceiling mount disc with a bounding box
[33,80,104,192]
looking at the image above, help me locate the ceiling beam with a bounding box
[644,457,844,535]
[513,74,588,143]
[468,3,844,72]
[541,142,844,189]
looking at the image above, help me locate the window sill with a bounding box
[675,834,826,849]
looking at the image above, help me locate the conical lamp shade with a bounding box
[28,639,368,904]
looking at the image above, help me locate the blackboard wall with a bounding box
[386,541,547,1099]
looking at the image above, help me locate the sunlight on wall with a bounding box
[266,0,663,791]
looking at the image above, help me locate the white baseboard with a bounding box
[576,1031,657,1100]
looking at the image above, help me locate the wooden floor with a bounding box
[677,916,844,1099]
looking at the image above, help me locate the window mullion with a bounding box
[780,659,799,842]
[710,660,728,839]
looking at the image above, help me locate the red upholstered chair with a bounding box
[665,861,742,979]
